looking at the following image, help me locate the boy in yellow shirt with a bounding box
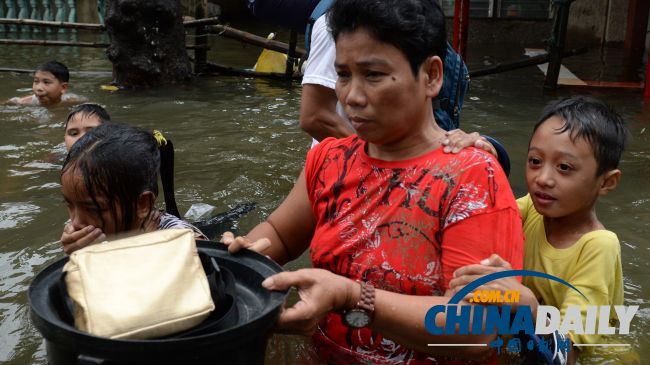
[448,96,629,364]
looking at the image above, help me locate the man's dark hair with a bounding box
[65,103,111,129]
[534,96,629,176]
[62,123,160,232]
[36,60,70,83]
[327,0,447,76]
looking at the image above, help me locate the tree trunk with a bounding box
[105,0,193,88]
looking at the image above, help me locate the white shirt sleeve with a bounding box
[302,14,337,90]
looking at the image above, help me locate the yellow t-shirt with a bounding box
[518,194,623,345]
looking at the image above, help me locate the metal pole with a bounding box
[543,0,575,90]
[643,49,650,98]
[0,17,104,30]
[452,0,469,60]
[193,2,207,75]
[208,25,306,58]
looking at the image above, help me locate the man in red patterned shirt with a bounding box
[224,0,524,363]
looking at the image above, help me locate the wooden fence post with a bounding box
[544,0,575,90]
[193,0,207,74]
[452,0,469,60]
[285,30,297,78]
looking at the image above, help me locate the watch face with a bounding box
[344,309,370,328]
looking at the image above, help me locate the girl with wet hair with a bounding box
[59,122,205,254]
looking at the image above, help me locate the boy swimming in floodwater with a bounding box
[59,122,206,254]
[64,103,111,151]
[7,61,83,106]
[448,96,630,364]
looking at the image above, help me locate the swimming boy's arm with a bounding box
[5,95,35,105]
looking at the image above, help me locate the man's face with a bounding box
[334,28,441,147]
[32,70,67,106]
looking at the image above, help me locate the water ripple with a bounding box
[0,203,40,230]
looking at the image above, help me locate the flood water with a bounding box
[0,23,648,365]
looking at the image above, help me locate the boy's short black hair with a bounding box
[36,61,69,83]
[534,96,629,176]
[327,0,447,76]
[65,103,111,129]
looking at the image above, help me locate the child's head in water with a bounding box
[64,104,111,151]
[61,123,160,235]
[33,61,69,106]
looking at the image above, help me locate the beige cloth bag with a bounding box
[63,228,215,339]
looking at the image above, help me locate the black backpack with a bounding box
[246,0,321,32]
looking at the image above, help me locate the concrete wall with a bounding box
[462,18,551,46]
[567,0,629,47]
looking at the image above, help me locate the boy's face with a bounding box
[526,116,605,219]
[65,113,103,151]
[32,70,67,106]
[334,28,442,145]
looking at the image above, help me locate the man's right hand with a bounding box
[60,223,106,255]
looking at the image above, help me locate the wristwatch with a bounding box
[342,281,375,328]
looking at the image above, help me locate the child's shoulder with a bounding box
[580,229,619,245]
[577,229,620,255]
[61,93,87,104]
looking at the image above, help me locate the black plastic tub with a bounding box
[28,240,288,365]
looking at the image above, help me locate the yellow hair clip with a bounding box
[153,130,167,147]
